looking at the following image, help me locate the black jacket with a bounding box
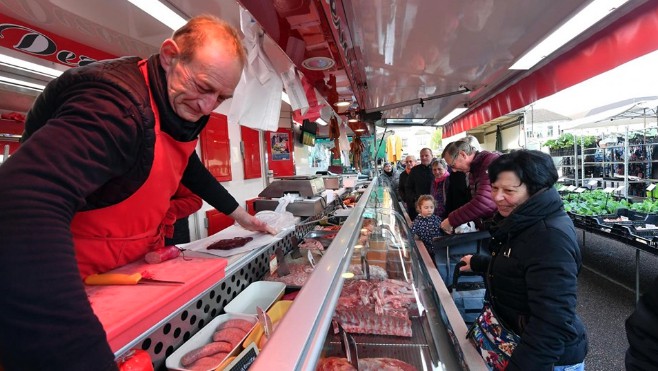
[0,56,238,370]
[626,275,658,370]
[470,188,588,370]
[444,171,470,217]
[407,163,433,203]
[398,170,412,205]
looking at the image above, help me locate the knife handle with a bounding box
[84,273,142,285]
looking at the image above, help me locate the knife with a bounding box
[84,272,184,286]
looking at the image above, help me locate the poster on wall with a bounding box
[270,132,290,160]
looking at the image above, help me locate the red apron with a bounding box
[71,60,198,278]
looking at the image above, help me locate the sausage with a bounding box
[186,352,229,371]
[180,341,232,367]
[215,319,254,333]
[207,237,253,250]
[145,246,180,264]
[212,327,247,347]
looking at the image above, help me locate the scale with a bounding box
[254,176,327,217]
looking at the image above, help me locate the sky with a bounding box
[533,49,658,118]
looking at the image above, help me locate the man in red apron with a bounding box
[0,15,273,370]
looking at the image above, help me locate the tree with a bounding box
[430,127,443,152]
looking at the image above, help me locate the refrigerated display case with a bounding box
[250,181,487,370]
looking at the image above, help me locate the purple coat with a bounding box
[447,150,499,227]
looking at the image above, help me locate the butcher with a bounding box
[0,15,274,370]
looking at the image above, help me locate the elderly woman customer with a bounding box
[379,162,399,190]
[460,150,588,370]
[429,159,449,217]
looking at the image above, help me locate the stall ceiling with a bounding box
[0,0,650,132]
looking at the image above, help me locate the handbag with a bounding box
[467,302,521,370]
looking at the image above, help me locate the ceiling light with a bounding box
[510,0,630,70]
[301,56,335,71]
[0,53,63,78]
[0,75,46,91]
[334,101,351,107]
[436,107,467,126]
[316,118,328,126]
[281,91,291,105]
[126,0,187,30]
[355,128,365,132]
[348,117,358,123]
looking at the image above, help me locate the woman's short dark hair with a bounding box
[488,150,558,195]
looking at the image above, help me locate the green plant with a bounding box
[543,133,596,150]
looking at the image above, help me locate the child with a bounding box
[411,195,443,252]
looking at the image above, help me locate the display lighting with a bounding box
[334,100,351,107]
[510,0,630,70]
[436,107,467,126]
[281,91,291,105]
[315,117,328,126]
[126,0,187,30]
[0,53,63,79]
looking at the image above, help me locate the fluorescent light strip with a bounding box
[436,107,467,126]
[0,54,63,78]
[0,75,46,91]
[281,91,290,105]
[510,0,630,70]
[126,0,187,30]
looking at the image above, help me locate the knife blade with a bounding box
[84,272,184,286]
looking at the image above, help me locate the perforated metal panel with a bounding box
[116,218,319,370]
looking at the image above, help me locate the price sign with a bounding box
[566,185,577,191]
[588,180,598,186]
[575,188,586,193]
[269,254,278,275]
[616,185,626,193]
[226,343,259,371]
[307,249,316,268]
[603,187,615,193]
[647,184,656,191]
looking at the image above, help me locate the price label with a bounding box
[307,249,316,268]
[588,180,598,186]
[647,184,656,191]
[575,188,586,193]
[603,187,615,193]
[616,185,626,192]
[269,254,278,275]
[566,185,577,191]
[226,343,259,371]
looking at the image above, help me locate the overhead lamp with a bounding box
[334,100,351,108]
[436,107,467,126]
[510,0,630,70]
[281,91,291,105]
[0,53,63,79]
[355,128,365,132]
[316,117,328,126]
[126,0,187,30]
[0,75,46,92]
[301,56,335,71]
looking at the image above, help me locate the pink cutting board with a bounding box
[85,252,227,352]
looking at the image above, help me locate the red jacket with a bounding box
[447,150,499,227]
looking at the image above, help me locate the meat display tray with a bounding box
[322,316,431,369]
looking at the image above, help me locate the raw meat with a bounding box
[180,341,232,366]
[212,327,247,347]
[215,318,254,333]
[298,238,325,250]
[316,357,416,371]
[207,237,253,250]
[333,279,416,337]
[263,261,388,287]
[186,352,229,371]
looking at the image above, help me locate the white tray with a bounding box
[224,281,285,316]
[165,313,256,371]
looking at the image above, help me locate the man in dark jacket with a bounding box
[440,139,499,232]
[398,155,415,215]
[626,275,658,370]
[0,15,273,370]
[407,148,434,220]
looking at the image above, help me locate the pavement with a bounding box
[575,229,658,371]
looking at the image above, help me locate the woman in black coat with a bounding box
[460,150,588,370]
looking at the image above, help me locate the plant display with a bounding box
[543,133,596,150]
[561,190,631,215]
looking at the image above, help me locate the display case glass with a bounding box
[250,181,487,370]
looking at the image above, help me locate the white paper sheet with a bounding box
[179,225,281,257]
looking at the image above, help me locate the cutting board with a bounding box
[85,252,227,351]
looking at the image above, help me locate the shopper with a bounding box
[459,150,588,370]
[440,139,498,233]
[429,159,449,217]
[411,195,443,252]
[407,148,434,220]
[379,162,399,190]
[398,155,415,213]
[164,184,203,246]
[0,15,275,370]
[625,274,658,370]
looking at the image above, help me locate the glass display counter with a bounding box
[250,180,487,370]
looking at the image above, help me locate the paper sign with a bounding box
[269,254,278,275]
[647,184,656,191]
[575,188,586,193]
[307,249,316,268]
[566,185,577,191]
[226,343,259,371]
[588,180,598,186]
[603,187,615,193]
[616,185,626,192]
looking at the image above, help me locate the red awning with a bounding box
[443,0,658,138]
